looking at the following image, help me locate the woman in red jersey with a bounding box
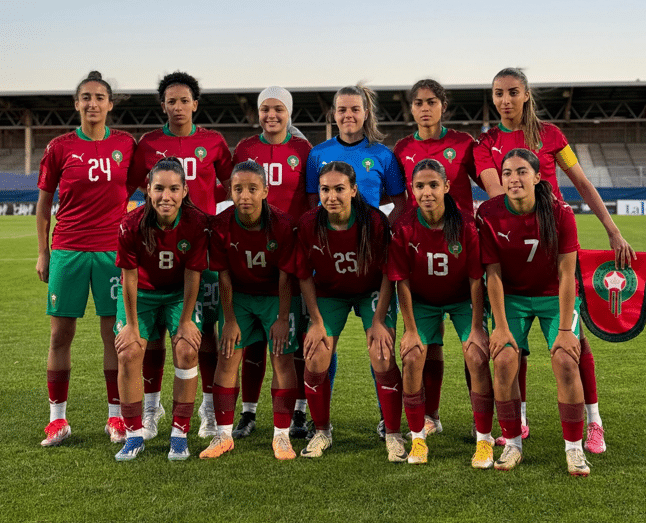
[114,157,208,461]
[130,72,233,442]
[477,148,590,476]
[296,161,402,461]
[394,79,477,215]
[388,159,490,466]
[199,161,300,461]
[474,68,635,452]
[230,86,312,440]
[36,71,138,447]
[393,79,480,436]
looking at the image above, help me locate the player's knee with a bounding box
[118,344,143,368]
[493,351,517,385]
[402,349,424,371]
[551,350,579,381]
[175,340,198,368]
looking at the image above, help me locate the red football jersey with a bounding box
[131,125,233,215]
[473,123,570,201]
[117,205,208,292]
[295,207,389,297]
[209,205,296,296]
[38,129,137,251]
[476,195,579,297]
[388,208,483,306]
[232,134,312,221]
[393,128,477,215]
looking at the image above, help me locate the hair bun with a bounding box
[87,71,103,81]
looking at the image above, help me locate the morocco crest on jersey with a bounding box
[577,249,646,342]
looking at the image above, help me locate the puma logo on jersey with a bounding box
[409,242,421,253]
[172,422,188,432]
[156,150,167,157]
[492,146,503,154]
[312,245,324,254]
[497,231,511,241]
[71,153,84,162]
[405,154,416,163]
[119,224,126,235]
[247,156,258,163]
[230,242,239,251]
[305,382,319,392]
[380,384,399,392]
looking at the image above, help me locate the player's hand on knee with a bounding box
[367,320,394,361]
[174,320,202,352]
[490,327,518,360]
[303,322,329,360]
[464,326,490,360]
[270,318,290,355]
[399,330,424,360]
[115,324,144,354]
[219,320,241,359]
[550,331,581,364]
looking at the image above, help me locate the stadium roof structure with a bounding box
[1,81,646,131]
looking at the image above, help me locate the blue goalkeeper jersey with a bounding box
[305,136,406,208]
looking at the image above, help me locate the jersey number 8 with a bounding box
[159,251,174,269]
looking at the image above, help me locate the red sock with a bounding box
[471,391,494,435]
[47,369,70,404]
[271,388,297,429]
[198,351,217,394]
[374,366,403,433]
[143,348,165,394]
[579,338,598,404]
[103,369,120,406]
[121,402,143,432]
[172,401,194,434]
[241,341,267,403]
[519,357,528,403]
[558,402,584,442]
[304,368,331,430]
[403,388,425,434]
[496,399,522,439]
[423,359,443,417]
[213,384,239,426]
[294,343,306,400]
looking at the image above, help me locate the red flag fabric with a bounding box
[577,250,646,342]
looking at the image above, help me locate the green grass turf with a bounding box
[1,215,645,523]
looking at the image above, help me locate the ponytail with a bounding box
[442,193,463,247]
[535,180,558,261]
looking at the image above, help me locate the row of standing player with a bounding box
[36,69,634,469]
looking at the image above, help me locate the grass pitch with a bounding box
[1,215,645,523]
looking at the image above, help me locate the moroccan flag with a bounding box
[577,250,646,342]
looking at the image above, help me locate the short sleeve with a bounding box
[557,203,580,254]
[38,140,62,193]
[185,214,208,273]
[214,136,233,183]
[464,221,485,280]
[387,224,410,282]
[209,215,229,272]
[116,219,139,270]
[305,149,320,194]
[473,132,496,176]
[294,222,314,280]
[382,149,406,196]
[476,208,499,265]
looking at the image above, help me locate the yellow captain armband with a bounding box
[556,145,578,171]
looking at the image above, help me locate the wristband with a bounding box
[558,328,571,332]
